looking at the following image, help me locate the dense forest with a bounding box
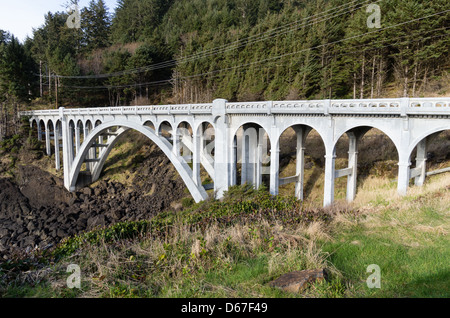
[0,0,449,136]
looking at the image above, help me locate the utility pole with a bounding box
[55,77,59,109]
[49,68,52,99]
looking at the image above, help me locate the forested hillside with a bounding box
[1,0,449,122]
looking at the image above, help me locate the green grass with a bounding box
[0,175,448,298]
[321,186,450,298]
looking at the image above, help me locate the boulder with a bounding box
[268,269,328,293]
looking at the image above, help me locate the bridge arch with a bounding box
[68,120,209,203]
[408,126,450,156]
[333,122,400,153]
[157,120,174,143]
[407,127,450,187]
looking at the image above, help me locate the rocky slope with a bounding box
[0,142,188,260]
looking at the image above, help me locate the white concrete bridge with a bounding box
[20,97,450,206]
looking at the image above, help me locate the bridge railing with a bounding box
[19,97,449,118]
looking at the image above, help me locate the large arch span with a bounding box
[68,120,209,203]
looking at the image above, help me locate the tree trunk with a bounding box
[360,53,365,99]
[370,55,376,99]
[412,63,418,97]
[403,64,409,97]
[376,54,383,97]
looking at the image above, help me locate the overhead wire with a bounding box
[40,0,377,80]
[58,9,450,91]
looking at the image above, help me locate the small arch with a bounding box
[143,120,155,131]
[158,120,173,144]
[45,120,55,156]
[38,119,46,141]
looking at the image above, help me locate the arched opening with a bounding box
[47,120,55,156]
[176,121,193,161]
[232,123,271,190]
[277,125,326,205]
[409,129,450,187]
[333,127,399,202]
[94,120,103,159]
[143,120,155,132]
[69,122,208,203]
[30,119,39,140]
[54,120,62,170]
[190,121,215,189]
[158,121,173,145]
[76,120,84,155]
[38,119,46,142]
[68,120,76,161]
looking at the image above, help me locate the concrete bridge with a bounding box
[20,97,450,206]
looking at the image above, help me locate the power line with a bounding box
[58,11,450,91]
[40,0,376,80]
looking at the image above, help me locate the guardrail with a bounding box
[19,97,450,117]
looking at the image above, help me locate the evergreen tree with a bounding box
[82,0,112,51]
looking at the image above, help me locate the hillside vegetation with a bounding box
[0,127,448,298]
[1,0,449,116]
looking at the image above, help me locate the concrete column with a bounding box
[45,125,51,156]
[60,108,71,190]
[75,126,81,156]
[397,160,411,196]
[212,99,230,199]
[269,140,280,196]
[241,125,258,186]
[84,125,91,172]
[54,126,60,170]
[294,128,306,200]
[241,127,249,185]
[173,127,181,156]
[193,124,202,186]
[346,133,358,202]
[68,124,75,169]
[37,124,42,141]
[256,131,263,189]
[414,138,427,186]
[230,135,237,186]
[323,148,336,207]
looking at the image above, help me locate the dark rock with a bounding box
[56,228,67,238]
[268,269,328,293]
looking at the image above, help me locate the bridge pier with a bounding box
[294,126,312,200]
[45,124,51,156]
[60,108,71,189]
[240,124,264,188]
[269,139,280,196]
[193,123,203,186]
[346,132,358,202]
[75,125,81,156]
[323,150,336,207]
[413,138,428,186]
[54,124,61,170]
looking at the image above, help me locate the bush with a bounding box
[182,197,194,208]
